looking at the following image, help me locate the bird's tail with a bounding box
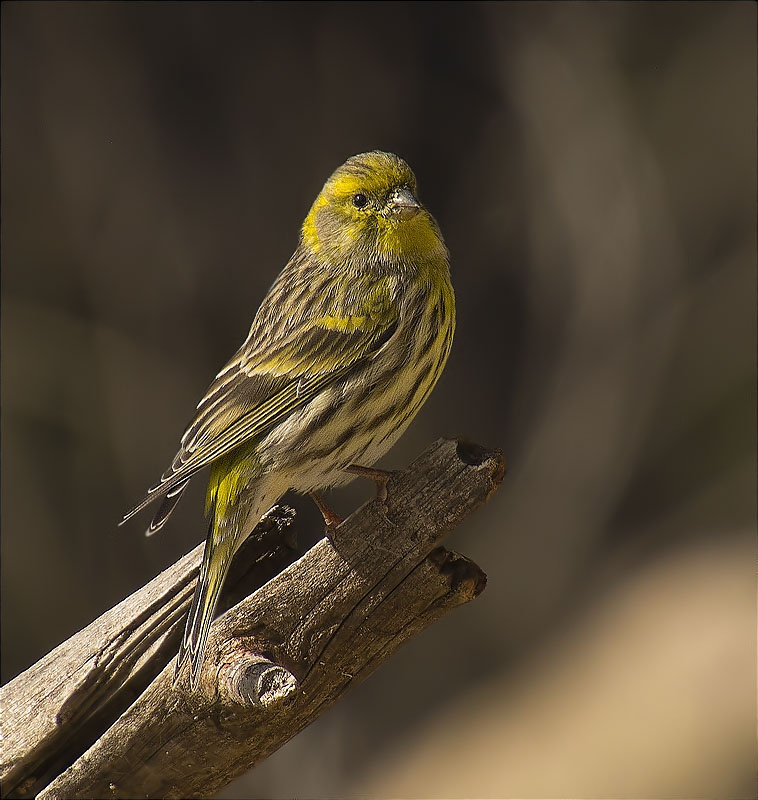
[174,446,274,687]
[174,522,237,688]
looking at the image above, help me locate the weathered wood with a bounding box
[2,438,504,800]
[0,508,298,799]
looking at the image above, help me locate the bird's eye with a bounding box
[352,193,368,208]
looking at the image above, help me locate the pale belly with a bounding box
[255,347,441,495]
[238,284,454,537]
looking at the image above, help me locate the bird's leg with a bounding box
[344,464,395,502]
[309,491,343,537]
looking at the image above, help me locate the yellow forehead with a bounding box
[325,151,417,200]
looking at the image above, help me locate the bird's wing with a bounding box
[121,262,401,524]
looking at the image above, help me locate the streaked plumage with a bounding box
[121,151,455,687]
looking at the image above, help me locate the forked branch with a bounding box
[0,438,504,800]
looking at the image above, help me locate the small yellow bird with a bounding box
[122,151,455,687]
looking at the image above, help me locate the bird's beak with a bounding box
[389,187,421,220]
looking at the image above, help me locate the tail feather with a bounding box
[174,525,236,688]
[174,462,278,688]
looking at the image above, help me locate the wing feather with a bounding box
[121,253,400,525]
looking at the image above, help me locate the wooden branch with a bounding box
[1,438,504,800]
[0,507,299,799]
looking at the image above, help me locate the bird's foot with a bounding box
[344,464,396,502]
[309,491,343,542]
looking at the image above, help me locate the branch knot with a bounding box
[220,654,298,708]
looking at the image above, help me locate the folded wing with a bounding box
[121,262,400,526]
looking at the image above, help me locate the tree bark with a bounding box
[1,438,504,799]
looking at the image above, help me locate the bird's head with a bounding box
[301,151,445,266]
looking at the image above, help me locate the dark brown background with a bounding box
[2,3,755,797]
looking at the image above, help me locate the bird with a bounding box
[121,151,455,688]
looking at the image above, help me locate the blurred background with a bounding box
[2,2,755,797]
